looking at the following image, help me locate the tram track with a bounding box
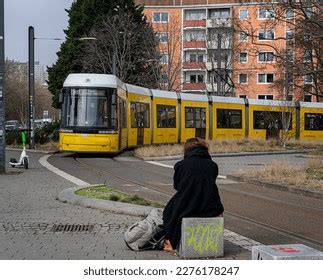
[71,155,323,248]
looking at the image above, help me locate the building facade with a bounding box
[136,0,319,102]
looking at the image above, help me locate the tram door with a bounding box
[136,111,144,146]
[195,108,206,139]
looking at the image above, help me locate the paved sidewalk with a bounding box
[0,151,250,260]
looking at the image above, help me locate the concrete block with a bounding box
[178,217,224,259]
[252,244,323,260]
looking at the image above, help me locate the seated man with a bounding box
[163,137,224,251]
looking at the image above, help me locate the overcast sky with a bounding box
[5,0,74,66]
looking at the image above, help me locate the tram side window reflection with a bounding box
[253,111,292,130]
[185,107,206,128]
[131,102,150,128]
[305,113,323,130]
[157,105,176,128]
[217,109,242,129]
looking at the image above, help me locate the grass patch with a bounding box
[237,159,323,191]
[75,185,163,208]
[135,139,323,158]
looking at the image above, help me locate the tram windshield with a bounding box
[61,88,117,130]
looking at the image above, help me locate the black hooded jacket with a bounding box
[163,146,224,249]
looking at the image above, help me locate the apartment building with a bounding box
[136,0,318,101]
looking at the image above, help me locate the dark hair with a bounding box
[184,137,209,154]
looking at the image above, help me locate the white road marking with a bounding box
[39,155,90,187]
[40,155,261,252]
[146,160,227,179]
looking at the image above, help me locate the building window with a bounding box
[239,31,248,42]
[239,73,247,84]
[259,8,275,19]
[305,113,323,130]
[217,109,242,129]
[157,105,176,128]
[209,8,230,19]
[130,102,150,128]
[258,52,274,62]
[153,12,169,23]
[259,30,275,40]
[161,73,168,83]
[239,10,248,20]
[304,49,312,62]
[239,52,247,63]
[285,49,294,62]
[184,30,206,41]
[159,54,169,64]
[189,74,204,83]
[189,53,204,63]
[287,73,294,84]
[239,94,247,99]
[184,9,206,20]
[258,73,274,84]
[257,94,273,100]
[305,7,314,18]
[304,74,313,84]
[303,95,312,102]
[285,9,294,19]
[286,30,294,40]
[156,32,168,43]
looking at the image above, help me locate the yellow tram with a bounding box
[59,74,323,153]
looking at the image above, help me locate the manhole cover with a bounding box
[51,224,94,233]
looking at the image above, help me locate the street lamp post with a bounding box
[0,0,5,173]
[28,26,35,149]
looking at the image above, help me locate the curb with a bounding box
[7,147,57,154]
[57,185,156,217]
[140,150,313,161]
[227,175,323,200]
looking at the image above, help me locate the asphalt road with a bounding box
[48,151,323,251]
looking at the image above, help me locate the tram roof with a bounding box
[63,74,125,89]
[180,92,209,102]
[125,83,151,96]
[248,99,295,107]
[299,102,323,109]
[212,96,245,104]
[151,89,178,99]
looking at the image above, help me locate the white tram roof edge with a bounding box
[180,92,209,102]
[125,83,151,96]
[63,74,126,90]
[151,89,178,99]
[212,96,245,104]
[299,102,323,109]
[248,99,294,107]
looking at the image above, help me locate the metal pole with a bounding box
[0,0,6,173]
[28,26,35,149]
[216,33,222,96]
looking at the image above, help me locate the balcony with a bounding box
[206,61,229,70]
[207,39,231,49]
[183,20,206,28]
[206,83,232,94]
[183,41,206,49]
[182,83,206,91]
[183,62,206,70]
[206,18,232,28]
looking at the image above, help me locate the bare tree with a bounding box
[5,60,28,124]
[154,13,182,91]
[81,13,160,89]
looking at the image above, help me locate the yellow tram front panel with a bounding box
[299,104,323,141]
[212,97,246,141]
[127,91,152,147]
[152,95,179,144]
[180,98,209,142]
[248,100,297,140]
[59,132,119,153]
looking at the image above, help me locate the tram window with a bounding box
[253,111,292,130]
[185,107,206,128]
[131,102,150,128]
[157,105,176,128]
[120,100,127,128]
[217,109,242,129]
[305,113,323,130]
